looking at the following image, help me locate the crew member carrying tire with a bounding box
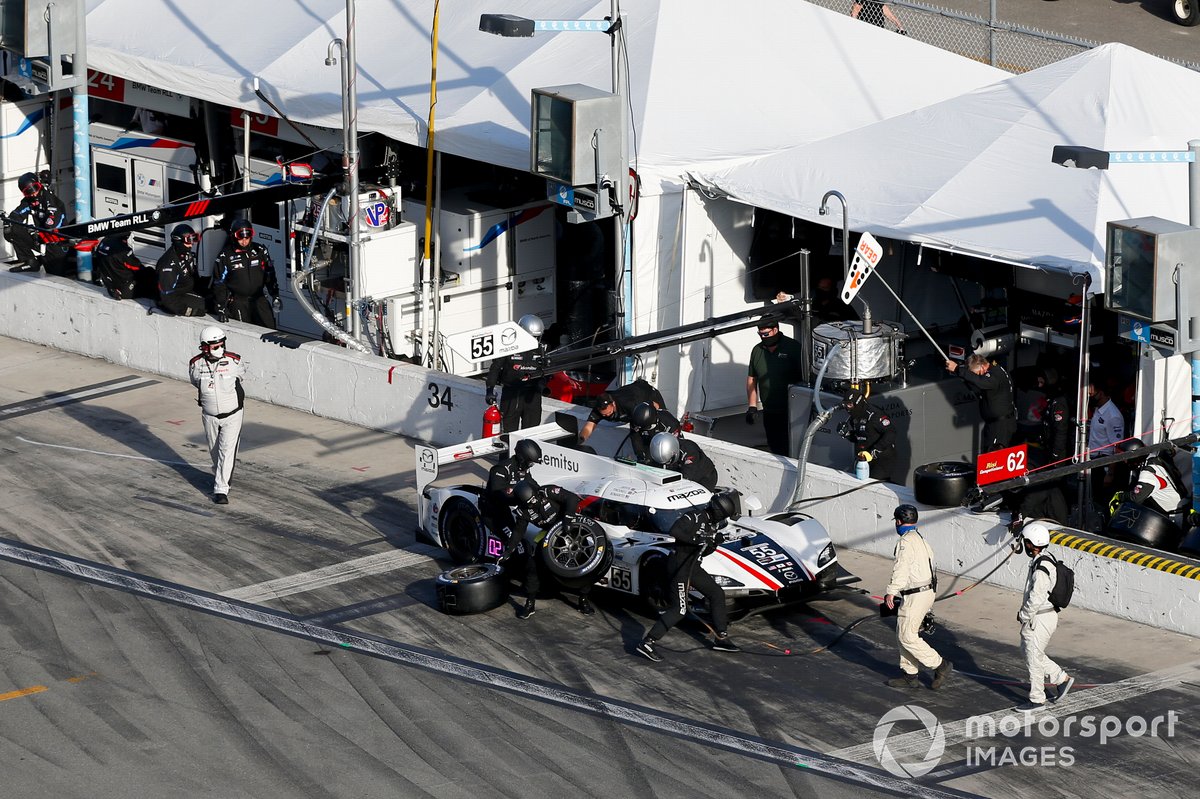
[510,479,599,619]
[635,493,742,662]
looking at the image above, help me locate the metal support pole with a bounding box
[798,248,813,383]
[70,0,92,282]
[611,0,632,382]
[1072,275,1093,530]
[345,0,362,341]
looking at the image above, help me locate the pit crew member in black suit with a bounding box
[510,479,597,619]
[635,494,741,662]
[485,314,547,433]
[649,432,719,491]
[838,386,896,481]
[212,217,279,329]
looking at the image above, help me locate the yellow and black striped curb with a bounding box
[1052,532,1200,581]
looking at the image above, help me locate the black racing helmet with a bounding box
[894,504,919,524]
[230,217,254,241]
[171,223,198,247]
[513,439,542,466]
[18,171,40,195]
[512,479,537,507]
[630,401,657,431]
[841,387,865,410]
[1118,438,1146,454]
[708,493,738,523]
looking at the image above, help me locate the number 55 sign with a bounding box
[445,321,539,364]
[976,443,1028,486]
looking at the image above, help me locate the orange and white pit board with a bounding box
[841,231,884,305]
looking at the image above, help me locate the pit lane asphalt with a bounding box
[0,336,1196,798]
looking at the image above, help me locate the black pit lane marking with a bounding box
[0,376,160,421]
[0,538,980,798]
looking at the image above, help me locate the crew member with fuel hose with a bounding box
[946,353,1016,453]
[212,218,280,329]
[509,479,598,619]
[884,504,953,690]
[838,386,896,481]
[485,314,547,433]
[635,494,741,662]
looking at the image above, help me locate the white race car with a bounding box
[416,424,856,613]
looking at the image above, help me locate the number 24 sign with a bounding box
[976,443,1028,486]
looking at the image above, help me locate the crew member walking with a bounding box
[189,326,245,504]
[946,354,1016,453]
[884,505,953,690]
[635,494,741,662]
[1015,522,1074,711]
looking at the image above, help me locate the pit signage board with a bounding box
[445,321,539,364]
[976,443,1028,486]
[841,231,884,305]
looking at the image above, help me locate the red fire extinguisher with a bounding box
[483,402,502,437]
[680,412,694,433]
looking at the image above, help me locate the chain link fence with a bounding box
[809,0,1200,74]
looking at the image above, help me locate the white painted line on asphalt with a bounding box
[223,544,443,602]
[16,436,209,467]
[830,659,1200,765]
[0,537,974,799]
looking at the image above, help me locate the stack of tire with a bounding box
[913,461,977,507]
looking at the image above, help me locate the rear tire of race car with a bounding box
[435,564,510,615]
[1173,0,1200,26]
[539,517,611,582]
[441,496,485,565]
[913,461,977,507]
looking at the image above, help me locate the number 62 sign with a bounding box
[976,443,1028,486]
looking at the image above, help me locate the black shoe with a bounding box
[886,673,919,689]
[213,493,229,505]
[931,659,953,690]
[578,596,595,616]
[635,638,662,662]
[517,599,536,620]
[1051,675,1075,703]
[8,263,39,273]
[1013,701,1046,713]
[711,633,741,652]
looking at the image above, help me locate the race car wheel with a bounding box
[441,496,485,565]
[1173,0,1200,26]
[435,564,509,615]
[555,546,614,592]
[913,461,976,507]
[539,517,610,581]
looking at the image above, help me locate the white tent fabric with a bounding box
[692,43,1200,291]
[85,0,1004,196]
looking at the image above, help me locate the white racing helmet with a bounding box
[1022,521,1051,548]
[200,326,226,354]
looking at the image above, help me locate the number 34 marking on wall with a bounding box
[427,383,454,410]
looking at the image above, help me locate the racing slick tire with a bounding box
[538,517,610,582]
[435,564,510,615]
[1105,501,1183,552]
[913,461,976,507]
[1173,0,1200,26]
[441,496,486,565]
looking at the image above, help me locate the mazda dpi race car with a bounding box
[416,423,855,613]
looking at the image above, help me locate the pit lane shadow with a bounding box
[758,594,1030,703]
[56,400,213,495]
